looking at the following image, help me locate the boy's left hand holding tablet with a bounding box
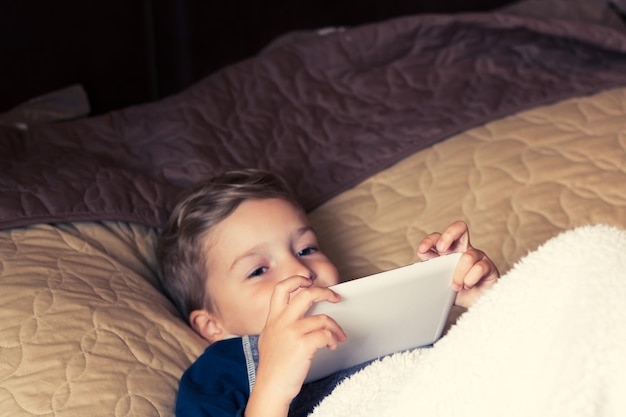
[416,220,500,308]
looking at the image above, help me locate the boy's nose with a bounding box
[289,270,316,282]
[297,271,316,282]
[286,258,316,282]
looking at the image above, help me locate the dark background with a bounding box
[0,0,518,115]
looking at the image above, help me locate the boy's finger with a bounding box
[286,286,342,319]
[459,259,490,289]
[269,275,314,313]
[305,326,348,351]
[437,220,470,253]
[451,249,482,291]
[416,232,441,257]
[299,314,348,344]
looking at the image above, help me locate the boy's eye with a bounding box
[297,246,318,257]
[247,267,267,279]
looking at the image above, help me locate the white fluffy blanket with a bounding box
[310,224,626,417]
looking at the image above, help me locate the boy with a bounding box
[157,169,499,417]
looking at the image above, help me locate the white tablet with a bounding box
[305,252,461,383]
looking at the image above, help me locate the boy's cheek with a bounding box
[319,264,340,287]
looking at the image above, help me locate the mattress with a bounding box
[2,85,625,416]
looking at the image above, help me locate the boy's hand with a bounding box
[248,276,346,417]
[416,220,499,308]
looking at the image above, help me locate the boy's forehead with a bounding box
[206,198,312,257]
[233,198,307,224]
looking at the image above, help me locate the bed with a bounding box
[1,2,626,416]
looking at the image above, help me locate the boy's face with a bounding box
[200,198,339,339]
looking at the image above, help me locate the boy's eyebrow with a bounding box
[228,226,316,271]
[297,225,315,237]
[229,246,265,271]
[292,225,317,242]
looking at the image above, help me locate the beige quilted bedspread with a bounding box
[1,87,625,416]
[311,86,626,280]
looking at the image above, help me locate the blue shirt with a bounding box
[176,335,370,417]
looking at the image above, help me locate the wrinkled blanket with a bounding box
[310,224,626,417]
[3,13,626,230]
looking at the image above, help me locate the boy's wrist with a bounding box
[245,383,291,417]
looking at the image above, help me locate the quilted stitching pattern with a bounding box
[309,87,626,279]
[0,222,206,417]
[4,13,626,231]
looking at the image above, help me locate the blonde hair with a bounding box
[157,169,302,323]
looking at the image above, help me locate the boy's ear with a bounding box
[189,309,227,344]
